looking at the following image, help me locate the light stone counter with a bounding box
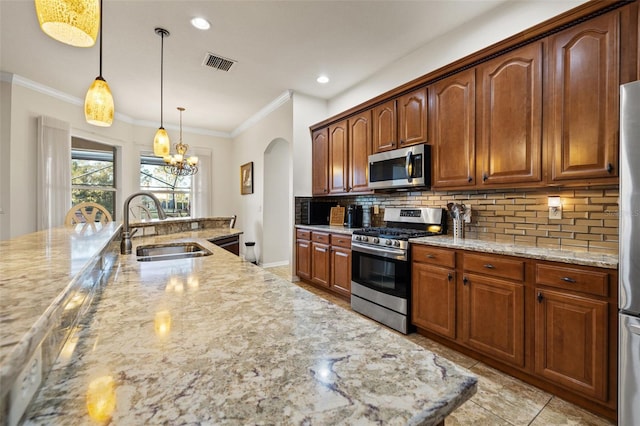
[24,232,477,425]
[295,224,359,235]
[410,235,618,269]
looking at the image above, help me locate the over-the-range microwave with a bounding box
[368,144,431,190]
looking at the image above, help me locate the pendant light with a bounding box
[35,0,100,47]
[153,28,171,157]
[84,0,114,127]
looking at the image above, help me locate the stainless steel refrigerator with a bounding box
[619,80,640,425]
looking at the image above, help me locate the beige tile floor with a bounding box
[264,265,615,426]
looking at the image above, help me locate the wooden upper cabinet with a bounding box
[477,42,543,186]
[547,12,620,183]
[430,68,476,189]
[398,87,428,148]
[372,100,397,152]
[348,110,372,193]
[328,121,348,194]
[311,128,329,195]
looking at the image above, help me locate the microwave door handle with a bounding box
[406,151,413,181]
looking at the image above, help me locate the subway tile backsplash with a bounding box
[295,185,619,254]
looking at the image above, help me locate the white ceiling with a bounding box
[1,0,509,135]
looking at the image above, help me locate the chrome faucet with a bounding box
[120,192,167,254]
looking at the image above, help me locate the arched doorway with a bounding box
[262,138,290,266]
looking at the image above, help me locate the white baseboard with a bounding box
[261,261,290,268]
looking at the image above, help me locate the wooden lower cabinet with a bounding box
[462,273,525,367]
[410,244,617,420]
[412,262,456,339]
[331,246,351,297]
[534,288,608,401]
[311,241,330,287]
[296,228,352,298]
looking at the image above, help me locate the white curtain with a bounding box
[37,116,71,230]
[192,152,211,218]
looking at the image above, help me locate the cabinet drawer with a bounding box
[464,253,525,282]
[412,245,455,268]
[296,229,311,240]
[312,232,331,244]
[331,234,352,249]
[536,263,609,297]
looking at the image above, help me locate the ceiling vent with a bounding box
[202,52,236,72]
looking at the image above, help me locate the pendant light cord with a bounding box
[99,0,103,77]
[160,31,164,128]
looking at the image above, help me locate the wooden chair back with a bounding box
[65,202,113,226]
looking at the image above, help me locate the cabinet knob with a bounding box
[448,273,453,281]
[607,163,613,174]
[468,176,473,183]
[463,276,469,286]
[482,173,488,182]
[537,292,544,303]
[561,276,576,283]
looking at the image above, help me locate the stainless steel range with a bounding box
[350,207,445,334]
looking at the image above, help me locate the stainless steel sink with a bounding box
[136,242,212,262]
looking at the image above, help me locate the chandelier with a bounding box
[163,107,199,176]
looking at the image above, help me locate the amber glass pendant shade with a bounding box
[84,76,114,127]
[35,0,100,47]
[154,128,170,156]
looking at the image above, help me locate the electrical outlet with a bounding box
[143,226,156,236]
[8,344,42,426]
[191,222,198,230]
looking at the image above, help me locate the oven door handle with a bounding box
[352,242,407,261]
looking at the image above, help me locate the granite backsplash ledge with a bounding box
[130,216,235,236]
[296,185,619,254]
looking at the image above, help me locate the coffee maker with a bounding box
[345,204,363,228]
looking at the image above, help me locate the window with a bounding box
[71,138,116,219]
[140,155,192,218]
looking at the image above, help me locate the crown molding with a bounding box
[2,71,293,140]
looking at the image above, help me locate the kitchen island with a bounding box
[13,229,476,425]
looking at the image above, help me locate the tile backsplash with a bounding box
[296,185,619,254]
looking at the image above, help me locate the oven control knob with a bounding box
[354,236,361,241]
[361,236,368,242]
[393,240,401,247]
[373,237,379,243]
[385,240,392,246]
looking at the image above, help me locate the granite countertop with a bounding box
[0,222,122,389]
[410,235,618,269]
[23,231,477,425]
[295,224,359,235]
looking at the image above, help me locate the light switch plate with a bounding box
[8,344,42,426]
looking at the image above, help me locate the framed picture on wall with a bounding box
[240,161,253,195]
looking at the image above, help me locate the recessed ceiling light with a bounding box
[191,17,211,30]
[317,75,330,84]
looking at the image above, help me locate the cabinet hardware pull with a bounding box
[463,276,468,285]
[426,254,435,259]
[448,273,453,281]
[537,292,544,303]
[468,176,473,183]
[483,264,495,269]
[482,173,488,182]
[607,163,613,174]
[562,277,576,283]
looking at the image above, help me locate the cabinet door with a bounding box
[430,69,476,188]
[349,110,372,193]
[328,121,348,194]
[311,242,330,287]
[462,273,525,367]
[535,288,608,401]
[548,12,619,182]
[372,99,397,153]
[331,247,351,297]
[398,87,428,147]
[477,42,542,186]
[296,239,311,280]
[412,262,456,339]
[311,128,329,195]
